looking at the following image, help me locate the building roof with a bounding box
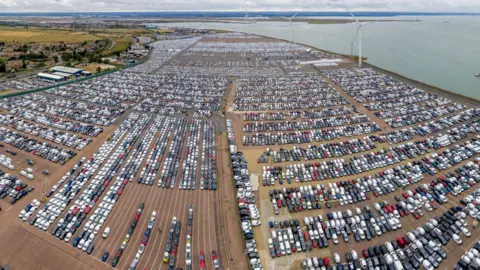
[37,72,63,80]
[50,66,83,74]
[52,72,73,77]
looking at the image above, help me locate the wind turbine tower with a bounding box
[346,8,374,68]
[280,12,298,49]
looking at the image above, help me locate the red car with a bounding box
[362,249,369,258]
[200,251,206,270]
[397,237,405,248]
[212,250,217,260]
[141,235,148,245]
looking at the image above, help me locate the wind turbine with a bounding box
[280,12,298,49]
[346,7,374,68]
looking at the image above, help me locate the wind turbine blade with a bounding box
[345,7,359,24]
[290,12,298,20]
[279,16,290,20]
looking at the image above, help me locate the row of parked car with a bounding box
[12,106,104,137]
[162,216,181,268]
[63,115,153,252]
[243,123,382,146]
[226,119,263,270]
[24,93,125,117]
[189,41,306,53]
[0,98,115,126]
[200,122,217,190]
[233,74,349,111]
[416,108,480,135]
[24,114,142,234]
[139,75,227,114]
[384,103,467,128]
[365,93,441,111]
[128,210,156,269]
[137,117,173,186]
[456,188,480,269]
[158,118,186,189]
[262,133,480,187]
[243,114,371,133]
[107,203,147,267]
[129,37,201,73]
[257,137,377,164]
[302,204,468,269]
[0,154,14,170]
[242,106,358,121]
[234,92,343,104]
[323,68,426,104]
[269,151,480,216]
[0,114,92,150]
[0,172,34,204]
[0,126,76,164]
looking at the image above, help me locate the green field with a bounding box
[0,27,100,43]
[102,37,133,56]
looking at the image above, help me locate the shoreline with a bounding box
[246,32,480,105]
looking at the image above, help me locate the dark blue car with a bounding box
[72,236,81,247]
[102,251,109,262]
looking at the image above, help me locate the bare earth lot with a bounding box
[0,31,479,270]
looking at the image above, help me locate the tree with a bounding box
[96,66,101,73]
[81,40,87,46]
[116,51,121,59]
[103,59,109,64]
[22,60,26,69]
[54,55,59,63]
[0,62,6,73]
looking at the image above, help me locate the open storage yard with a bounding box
[0,30,479,270]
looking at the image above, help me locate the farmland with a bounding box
[0,27,100,43]
[0,30,479,270]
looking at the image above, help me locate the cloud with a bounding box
[0,0,480,12]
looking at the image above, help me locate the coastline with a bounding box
[247,32,480,105]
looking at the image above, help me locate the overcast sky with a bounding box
[1,0,480,13]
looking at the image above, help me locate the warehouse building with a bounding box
[49,66,84,76]
[52,72,74,80]
[37,72,64,82]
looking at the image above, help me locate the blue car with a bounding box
[72,237,81,247]
[102,251,109,262]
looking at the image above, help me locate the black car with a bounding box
[111,257,119,267]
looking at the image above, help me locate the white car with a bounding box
[334,253,341,264]
[462,227,472,237]
[103,227,110,238]
[137,244,145,255]
[453,234,463,245]
[423,259,434,270]
[64,232,72,242]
